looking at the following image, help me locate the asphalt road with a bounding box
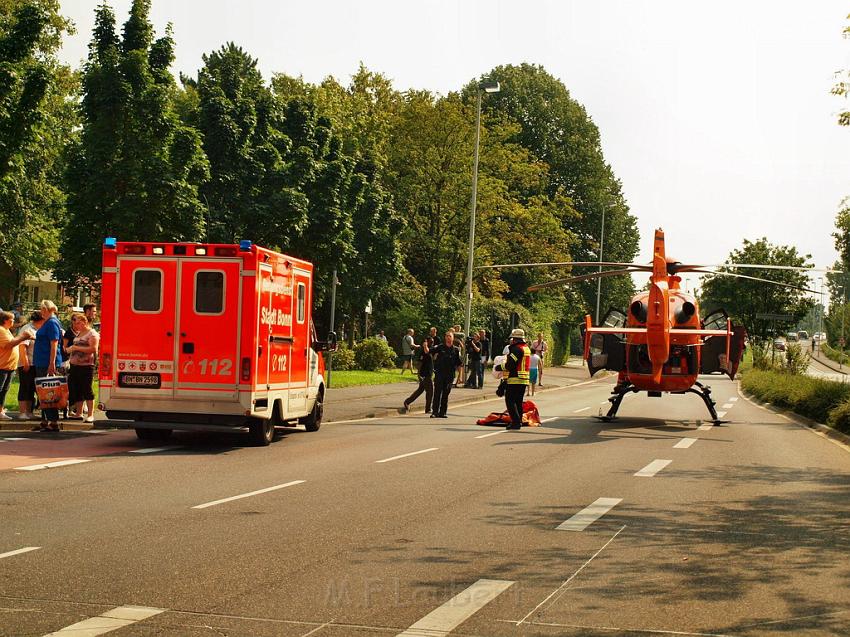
[1,374,849,637]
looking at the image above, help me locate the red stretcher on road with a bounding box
[476,400,541,427]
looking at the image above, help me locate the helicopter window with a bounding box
[703,310,728,331]
[590,333,604,355]
[602,309,627,328]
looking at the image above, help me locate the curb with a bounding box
[737,384,850,450]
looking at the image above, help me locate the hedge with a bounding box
[741,368,850,433]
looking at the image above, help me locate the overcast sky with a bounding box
[59,1,850,295]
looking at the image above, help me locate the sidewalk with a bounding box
[1,358,600,430]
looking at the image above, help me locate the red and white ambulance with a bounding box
[98,239,334,445]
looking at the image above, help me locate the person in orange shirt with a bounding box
[0,311,34,420]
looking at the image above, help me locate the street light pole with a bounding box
[594,204,606,325]
[464,80,500,339]
[818,276,824,353]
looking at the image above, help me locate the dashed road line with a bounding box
[634,459,671,477]
[674,438,697,449]
[0,546,40,560]
[721,403,733,409]
[557,497,622,531]
[540,416,558,423]
[396,579,514,636]
[729,397,738,402]
[573,407,590,413]
[129,446,180,454]
[475,430,505,439]
[192,480,305,509]
[43,605,166,636]
[0,437,28,441]
[697,423,714,431]
[716,411,727,419]
[15,459,91,471]
[375,448,439,464]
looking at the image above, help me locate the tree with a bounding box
[0,0,77,300]
[472,63,639,315]
[194,42,308,245]
[699,238,815,340]
[58,0,209,286]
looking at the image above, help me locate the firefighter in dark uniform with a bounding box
[430,331,462,418]
[502,328,531,429]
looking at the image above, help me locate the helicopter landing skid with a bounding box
[595,381,725,425]
[687,381,724,425]
[596,383,640,421]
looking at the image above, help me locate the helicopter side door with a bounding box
[582,309,627,376]
[700,310,746,378]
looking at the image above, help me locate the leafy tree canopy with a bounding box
[699,238,815,340]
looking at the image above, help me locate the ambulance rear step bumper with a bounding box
[103,419,249,433]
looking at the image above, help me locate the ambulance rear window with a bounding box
[132,270,162,313]
[297,283,306,323]
[195,271,224,314]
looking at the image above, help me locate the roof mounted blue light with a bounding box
[104,237,117,248]
[239,240,253,252]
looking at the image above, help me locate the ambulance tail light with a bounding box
[215,247,238,257]
[101,352,112,376]
[123,244,146,255]
[241,357,251,381]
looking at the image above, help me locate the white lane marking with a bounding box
[634,459,672,477]
[15,459,91,471]
[573,407,590,413]
[129,446,179,454]
[0,546,40,560]
[674,438,697,449]
[698,423,714,431]
[729,397,739,402]
[192,480,305,509]
[540,416,558,423]
[475,430,505,439]
[557,497,622,531]
[721,403,733,409]
[600,401,609,405]
[716,411,727,419]
[375,448,439,464]
[43,605,166,636]
[396,579,514,637]
[517,525,626,625]
[1,437,29,441]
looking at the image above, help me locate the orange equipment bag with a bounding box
[476,400,541,427]
[35,376,69,410]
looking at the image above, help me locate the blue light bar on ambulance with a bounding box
[104,237,117,248]
[239,240,252,252]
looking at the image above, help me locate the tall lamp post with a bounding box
[817,276,824,353]
[464,79,501,338]
[594,204,607,325]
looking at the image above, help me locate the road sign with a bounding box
[756,313,793,321]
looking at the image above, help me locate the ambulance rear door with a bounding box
[287,269,311,415]
[112,257,178,399]
[174,259,242,401]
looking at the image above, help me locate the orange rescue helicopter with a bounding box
[506,228,820,424]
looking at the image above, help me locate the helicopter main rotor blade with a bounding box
[691,269,820,294]
[528,268,640,292]
[478,261,652,271]
[679,263,840,274]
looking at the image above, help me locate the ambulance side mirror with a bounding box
[312,331,338,352]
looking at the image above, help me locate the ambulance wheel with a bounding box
[135,427,171,442]
[304,391,323,432]
[249,418,275,446]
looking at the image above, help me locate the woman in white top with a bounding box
[530,332,548,386]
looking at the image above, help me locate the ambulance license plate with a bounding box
[118,372,161,389]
